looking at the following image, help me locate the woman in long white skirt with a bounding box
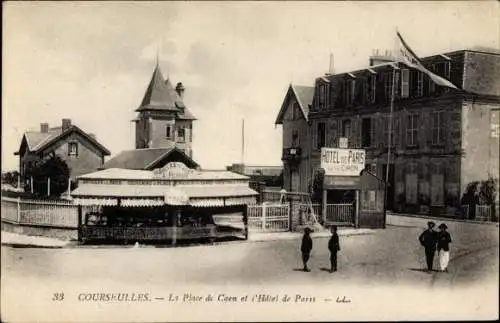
[437,223,452,272]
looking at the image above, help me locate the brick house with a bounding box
[15,118,111,180]
[277,49,500,213]
[275,84,315,192]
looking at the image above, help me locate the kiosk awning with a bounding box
[71,183,258,207]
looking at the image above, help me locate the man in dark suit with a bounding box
[328,225,341,273]
[419,221,438,272]
[301,227,313,272]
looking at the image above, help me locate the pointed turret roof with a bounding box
[136,64,185,112]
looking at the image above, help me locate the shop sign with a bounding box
[320,148,365,176]
[164,188,189,205]
[323,176,361,189]
[154,162,194,178]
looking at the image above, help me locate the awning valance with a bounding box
[121,198,164,207]
[225,197,257,206]
[73,197,118,206]
[72,196,257,207]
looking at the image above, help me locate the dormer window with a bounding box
[344,79,355,105]
[68,142,78,157]
[177,128,185,142]
[318,84,325,109]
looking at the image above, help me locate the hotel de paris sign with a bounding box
[320,147,366,177]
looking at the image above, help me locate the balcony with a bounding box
[282,147,302,162]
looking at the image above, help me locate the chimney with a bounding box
[62,118,72,131]
[369,49,395,66]
[88,133,96,139]
[40,123,49,133]
[328,53,335,75]
[175,82,185,99]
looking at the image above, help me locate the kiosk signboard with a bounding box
[320,148,366,177]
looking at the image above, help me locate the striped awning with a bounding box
[189,198,225,207]
[121,198,164,207]
[73,197,118,206]
[224,197,257,206]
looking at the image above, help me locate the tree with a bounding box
[26,155,70,197]
[1,171,20,187]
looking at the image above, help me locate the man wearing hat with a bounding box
[301,227,313,272]
[328,225,341,273]
[437,223,452,272]
[418,221,438,272]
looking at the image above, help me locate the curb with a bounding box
[1,242,65,249]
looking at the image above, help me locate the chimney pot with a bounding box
[40,123,49,133]
[62,118,72,131]
[175,82,185,99]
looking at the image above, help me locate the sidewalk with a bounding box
[387,212,499,227]
[1,231,70,248]
[248,227,375,242]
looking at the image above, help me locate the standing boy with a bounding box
[328,226,341,273]
[301,227,313,272]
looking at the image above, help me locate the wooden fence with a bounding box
[247,203,289,232]
[1,197,78,228]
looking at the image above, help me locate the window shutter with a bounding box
[441,111,447,145]
[402,110,408,147]
[394,115,400,148]
[428,112,435,146]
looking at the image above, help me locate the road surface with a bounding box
[1,216,498,322]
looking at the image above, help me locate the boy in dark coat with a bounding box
[301,227,313,272]
[328,226,340,273]
[418,221,438,272]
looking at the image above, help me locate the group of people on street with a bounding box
[419,221,452,273]
[300,226,340,273]
[300,221,453,275]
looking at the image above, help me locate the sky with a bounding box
[2,1,499,171]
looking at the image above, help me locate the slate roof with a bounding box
[15,125,110,156]
[102,147,199,170]
[136,65,197,120]
[275,84,314,124]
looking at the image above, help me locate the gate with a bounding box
[247,203,289,232]
[324,203,355,226]
[476,205,492,221]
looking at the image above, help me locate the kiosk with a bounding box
[71,162,258,244]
